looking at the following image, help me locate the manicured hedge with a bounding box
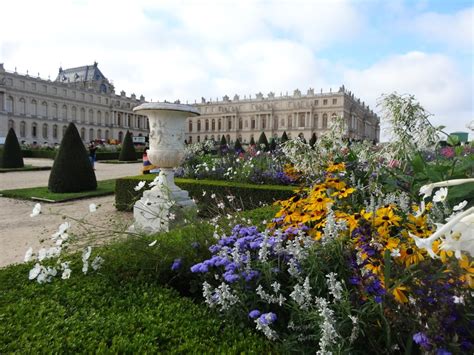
[20,150,142,161]
[115,175,296,212]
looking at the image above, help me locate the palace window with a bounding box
[42,123,48,138]
[251,118,255,129]
[261,117,266,129]
[313,114,319,128]
[298,113,305,127]
[8,119,14,130]
[197,119,201,131]
[63,125,67,137]
[332,98,337,105]
[105,130,109,140]
[287,115,292,129]
[322,113,328,129]
[205,119,209,131]
[32,122,37,138]
[89,128,94,141]
[5,96,13,113]
[97,111,102,125]
[81,127,86,140]
[97,129,102,139]
[314,100,319,106]
[72,106,77,121]
[212,119,216,130]
[188,120,193,132]
[31,100,38,116]
[52,104,58,119]
[228,118,232,130]
[41,101,48,117]
[89,109,94,124]
[218,119,222,130]
[19,98,26,115]
[323,99,328,105]
[62,105,68,120]
[238,118,242,130]
[20,121,26,137]
[53,124,58,139]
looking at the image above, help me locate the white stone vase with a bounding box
[131,102,200,234]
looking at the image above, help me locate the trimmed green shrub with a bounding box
[220,135,227,146]
[118,131,137,161]
[281,131,289,143]
[249,136,256,146]
[1,128,24,168]
[48,123,97,193]
[258,132,269,151]
[234,138,243,153]
[115,176,296,212]
[269,138,277,151]
[309,132,317,147]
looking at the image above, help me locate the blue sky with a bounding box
[0,0,472,140]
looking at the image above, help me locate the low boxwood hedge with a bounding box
[19,150,143,161]
[115,175,296,213]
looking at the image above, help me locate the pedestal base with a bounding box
[130,170,197,234]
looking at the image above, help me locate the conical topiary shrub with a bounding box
[234,138,243,153]
[258,132,269,151]
[1,128,24,168]
[249,136,256,146]
[48,123,97,193]
[269,138,277,152]
[119,131,136,161]
[309,132,317,147]
[219,135,228,155]
[281,131,289,144]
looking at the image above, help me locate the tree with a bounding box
[119,131,137,161]
[1,128,24,168]
[258,132,269,151]
[269,138,277,152]
[249,136,256,146]
[234,138,243,153]
[48,123,97,193]
[220,135,227,146]
[281,131,289,143]
[309,132,317,147]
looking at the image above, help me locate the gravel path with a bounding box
[0,159,142,267]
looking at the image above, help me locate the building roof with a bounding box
[55,62,107,83]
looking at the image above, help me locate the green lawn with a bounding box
[0,179,116,202]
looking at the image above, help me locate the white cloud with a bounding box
[344,51,473,139]
[412,7,474,50]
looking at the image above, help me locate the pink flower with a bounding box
[440,146,455,159]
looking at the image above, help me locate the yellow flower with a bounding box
[386,238,399,250]
[400,246,424,267]
[365,260,383,276]
[326,162,346,173]
[374,206,402,228]
[306,194,333,213]
[393,285,409,303]
[331,187,356,199]
[325,177,346,191]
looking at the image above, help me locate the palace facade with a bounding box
[0,63,149,145]
[187,87,380,144]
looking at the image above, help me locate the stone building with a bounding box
[186,87,380,144]
[0,63,149,145]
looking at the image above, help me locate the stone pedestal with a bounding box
[130,103,200,234]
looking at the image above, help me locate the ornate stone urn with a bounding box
[131,102,200,234]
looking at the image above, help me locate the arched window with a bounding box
[89,109,94,124]
[80,108,86,123]
[261,117,266,129]
[6,96,13,113]
[118,131,123,142]
[105,130,110,140]
[205,135,208,140]
[188,136,192,144]
[238,118,242,130]
[53,124,58,139]
[97,129,102,139]
[322,113,328,129]
[8,119,14,129]
[228,119,232,130]
[117,113,122,126]
[188,120,193,132]
[313,114,319,128]
[42,123,48,138]
[217,119,221,130]
[72,106,77,121]
[298,113,305,127]
[31,100,38,116]
[212,119,216,131]
[52,103,58,119]
[245,120,248,128]
[251,118,255,129]
[89,128,94,141]
[127,115,131,127]
[97,111,102,125]
[205,119,209,131]
[20,121,26,137]
[32,122,38,138]
[62,105,67,120]
[197,120,201,131]
[105,112,110,125]
[62,125,67,137]
[197,135,200,142]
[280,118,284,127]
[80,127,86,140]
[19,98,26,115]
[41,101,48,117]
[287,115,292,129]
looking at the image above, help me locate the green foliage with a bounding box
[0,261,271,353]
[249,136,256,146]
[0,179,115,202]
[115,176,296,212]
[234,138,243,152]
[258,132,269,151]
[1,128,24,168]
[118,131,137,161]
[220,135,227,146]
[309,132,317,147]
[269,138,277,151]
[48,123,97,193]
[281,131,289,143]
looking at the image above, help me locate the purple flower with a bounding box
[413,332,431,350]
[258,312,277,325]
[190,262,209,273]
[223,271,240,283]
[436,350,451,355]
[171,258,182,271]
[248,310,261,319]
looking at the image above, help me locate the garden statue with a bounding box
[130,102,200,233]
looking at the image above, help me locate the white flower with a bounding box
[390,248,401,258]
[202,191,207,196]
[30,203,41,217]
[409,233,438,259]
[211,193,216,199]
[149,240,157,247]
[82,246,92,261]
[37,248,47,261]
[453,200,468,211]
[432,187,448,203]
[217,202,225,209]
[168,213,176,220]
[91,256,104,271]
[226,195,235,202]
[88,203,97,213]
[419,184,433,199]
[453,295,464,304]
[439,212,474,258]
[82,261,89,275]
[62,268,71,279]
[134,180,146,191]
[24,247,33,262]
[29,263,42,280]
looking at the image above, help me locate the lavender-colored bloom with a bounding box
[242,270,260,282]
[413,332,431,350]
[249,310,261,319]
[436,350,452,355]
[223,271,240,283]
[171,258,182,271]
[258,312,277,325]
[190,262,209,273]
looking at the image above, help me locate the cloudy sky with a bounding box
[0,0,472,140]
